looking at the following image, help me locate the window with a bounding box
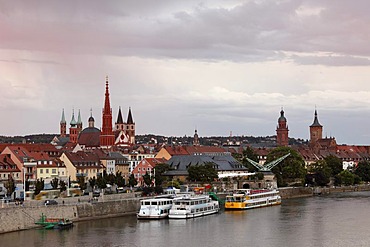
[46,169,49,174]
[52,169,56,174]
[40,169,43,174]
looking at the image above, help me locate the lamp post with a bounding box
[23,167,26,200]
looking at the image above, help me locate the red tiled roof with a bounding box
[185,146,227,155]
[132,157,168,173]
[64,151,104,168]
[4,145,33,163]
[0,154,19,172]
[164,146,189,156]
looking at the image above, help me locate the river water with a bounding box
[1,191,370,247]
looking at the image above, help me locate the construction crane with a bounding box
[246,153,291,172]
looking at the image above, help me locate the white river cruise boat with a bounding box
[137,197,175,219]
[168,194,220,219]
[225,189,281,210]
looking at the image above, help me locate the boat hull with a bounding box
[137,213,169,220]
[137,197,174,220]
[225,189,281,210]
[168,208,219,219]
[225,201,281,210]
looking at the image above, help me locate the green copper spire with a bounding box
[70,109,77,126]
[60,109,66,124]
[77,109,82,124]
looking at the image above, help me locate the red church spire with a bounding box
[100,76,115,148]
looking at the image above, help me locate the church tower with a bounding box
[100,76,115,148]
[115,106,124,131]
[76,109,83,133]
[69,109,78,143]
[276,108,289,146]
[126,107,135,144]
[310,109,323,144]
[88,109,95,128]
[193,129,200,146]
[60,109,67,137]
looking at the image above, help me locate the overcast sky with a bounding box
[1,0,370,145]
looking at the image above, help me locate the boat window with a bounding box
[144,201,150,205]
[152,201,157,205]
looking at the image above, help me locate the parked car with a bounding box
[93,190,100,197]
[44,199,58,206]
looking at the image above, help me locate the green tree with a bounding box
[59,180,67,192]
[354,161,370,182]
[187,162,218,183]
[154,163,170,187]
[266,147,307,187]
[308,160,332,186]
[96,174,107,190]
[128,174,138,188]
[89,176,97,189]
[336,170,355,186]
[143,172,152,187]
[115,172,126,187]
[4,175,16,198]
[324,155,343,177]
[77,176,87,191]
[242,146,260,172]
[50,177,59,189]
[106,172,116,185]
[34,179,44,196]
[25,180,30,191]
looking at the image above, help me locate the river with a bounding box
[1,191,370,247]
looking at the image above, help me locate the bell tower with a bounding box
[126,107,135,145]
[310,109,323,145]
[69,109,78,143]
[276,108,289,146]
[100,76,115,148]
[60,109,67,137]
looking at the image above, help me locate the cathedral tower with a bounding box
[276,108,289,147]
[76,109,83,133]
[126,107,135,144]
[115,106,124,131]
[100,76,115,148]
[193,129,200,146]
[60,109,67,137]
[69,109,78,143]
[310,109,323,144]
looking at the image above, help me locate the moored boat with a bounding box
[225,189,281,210]
[224,189,281,210]
[35,213,73,229]
[168,194,219,219]
[137,197,174,219]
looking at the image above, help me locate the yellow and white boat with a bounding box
[225,189,281,210]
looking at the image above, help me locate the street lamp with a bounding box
[23,167,26,200]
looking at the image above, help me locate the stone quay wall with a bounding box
[0,194,141,234]
[279,184,370,199]
[2,185,370,234]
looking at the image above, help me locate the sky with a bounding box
[1,0,370,145]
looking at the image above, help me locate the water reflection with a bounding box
[1,191,370,247]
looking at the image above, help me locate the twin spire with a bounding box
[60,76,135,145]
